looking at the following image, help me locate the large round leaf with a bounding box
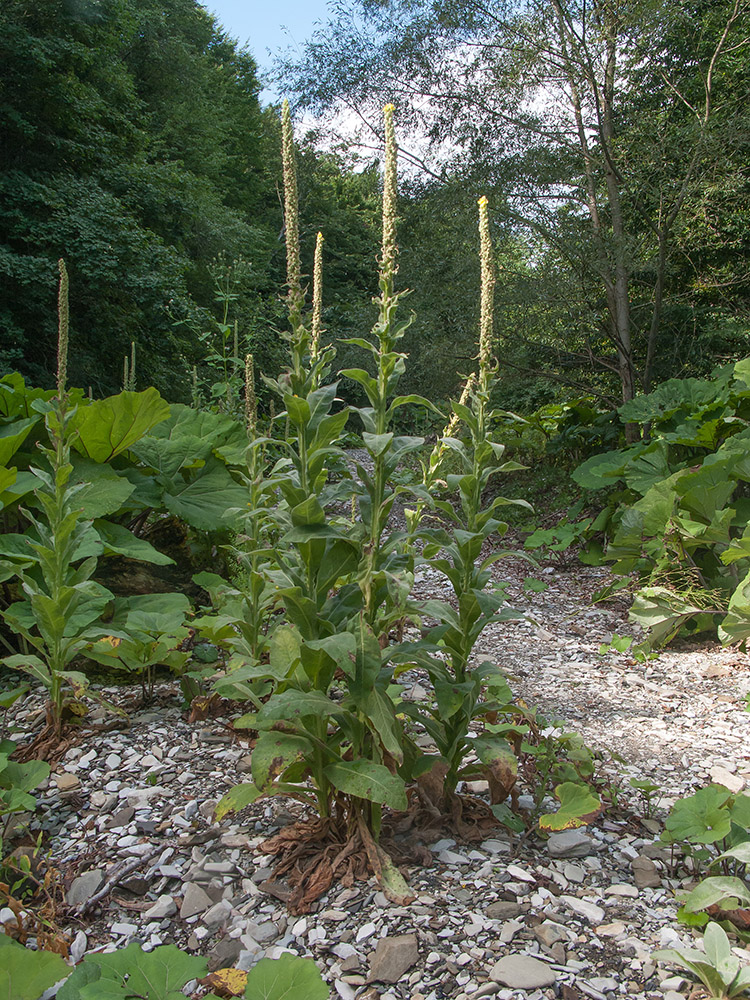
[72,389,170,463]
[539,782,602,832]
[664,784,733,845]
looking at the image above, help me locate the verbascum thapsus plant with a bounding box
[281,99,303,325]
[311,231,324,364]
[57,259,69,395]
[244,352,256,436]
[478,195,495,386]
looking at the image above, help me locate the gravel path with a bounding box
[3,557,750,1000]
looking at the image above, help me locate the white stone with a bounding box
[560,895,606,923]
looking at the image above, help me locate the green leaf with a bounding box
[703,920,739,984]
[244,953,328,1000]
[69,457,136,518]
[0,416,39,468]
[0,934,69,1000]
[215,782,265,821]
[258,690,341,725]
[665,785,733,845]
[362,431,393,456]
[72,389,170,462]
[93,520,173,565]
[60,942,206,1000]
[251,733,312,789]
[681,876,750,914]
[162,458,248,531]
[324,759,407,810]
[0,683,29,709]
[538,782,603,832]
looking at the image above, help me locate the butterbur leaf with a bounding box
[664,785,733,845]
[94,520,173,565]
[0,934,69,1000]
[538,782,603,832]
[61,941,206,1000]
[72,388,170,462]
[215,782,265,820]
[244,953,328,1000]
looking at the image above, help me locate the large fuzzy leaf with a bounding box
[0,935,68,1000]
[680,876,750,914]
[251,732,312,789]
[0,416,39,468]
[324,759,407,810]
[72,389,170,462]
[245,954,328,1000]
[215,781,265,820]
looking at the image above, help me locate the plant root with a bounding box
[258,815,416,914]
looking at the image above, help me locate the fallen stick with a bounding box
[76,846,161,915]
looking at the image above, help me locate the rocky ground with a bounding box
[3,557,750,1000]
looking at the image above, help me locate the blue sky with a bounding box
[206,1,333,85]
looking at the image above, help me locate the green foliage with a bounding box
[0,934,69,1000]
[0,0,279,396]
[57,942,207,1000]
[654,922,750,999]
[1,397,114,729]
[85,593,191,701]
[570,361,750,648]
[0,740,49,851]
[245,953,328,1000]
[538,781,603,832]
[662,785,750,874]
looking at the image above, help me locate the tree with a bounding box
[0,0,280,396]
[282,0,750,416]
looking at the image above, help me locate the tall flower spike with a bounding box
[130,341,136,390]
[245,353,257,436]
[311,232,324,359]
[444,372,478,439]
[281,100,302,317]
[381,104,398,283]
[57,258,69,395]
[478,196,495,382]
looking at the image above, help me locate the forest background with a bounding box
[1,0,748,419]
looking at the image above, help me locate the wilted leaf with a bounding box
[538,782,602,832]
[201,967,248,997]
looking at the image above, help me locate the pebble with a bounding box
[489,955,557,989]
[368,934,420,984]
[547,830,597,858]
[180,883,213,919]
[560,895,606,923]
[144,895,177,920]
[54,772,80,792]
[66,869,103,906]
